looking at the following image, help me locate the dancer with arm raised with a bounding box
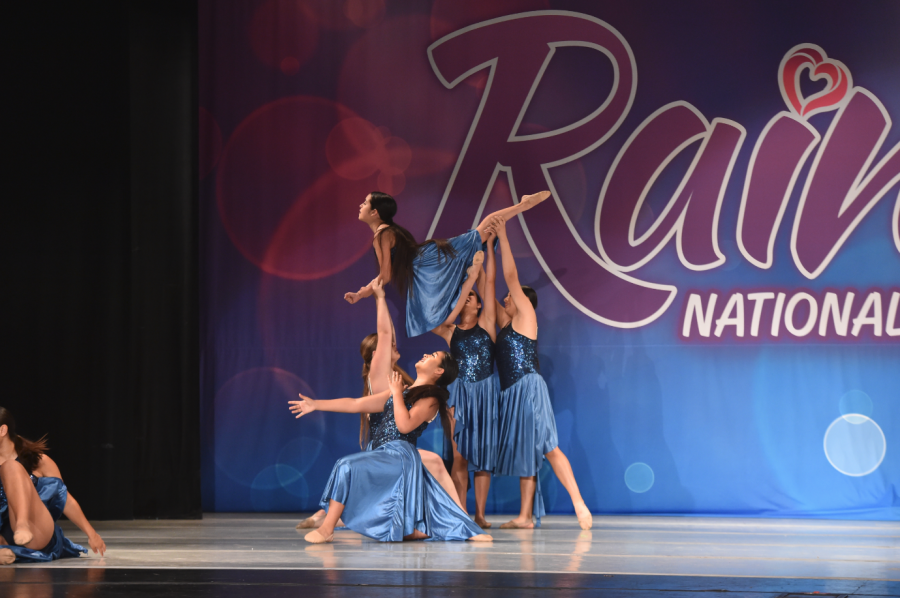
[297,278,464,530]
[492,219,593,530]
[290,358,491,544]
[344,190,550,337]
[431,225,500,529]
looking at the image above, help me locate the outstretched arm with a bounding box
[345,231,394,304]
[289,388,391,418]
[479,231,498,340]
[369,278,395,394]
[496,219,537,337]
[35,456,106,555]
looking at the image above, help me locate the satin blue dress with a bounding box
[0,464,86,563]
[405,230,485,337]
[494,324,559,527]
[447,324,500,472]
[319,393,485,541]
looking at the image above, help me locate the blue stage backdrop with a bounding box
[199,1,900,518]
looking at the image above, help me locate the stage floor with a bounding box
[2,514,897,596]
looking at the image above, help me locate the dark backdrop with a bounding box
[5,0,200,519]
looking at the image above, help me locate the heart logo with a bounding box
[779,44,853,118]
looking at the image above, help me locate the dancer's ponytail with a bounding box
[369,191,457,297]
[0,406,48,473]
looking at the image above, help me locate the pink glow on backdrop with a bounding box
[217,96,371,280]
[249,0,320,74]
[429,0,551,41]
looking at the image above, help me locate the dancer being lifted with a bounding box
[296,277,465,530]
[289,358,491,544]
[0,407,106,565]
[431,223,500,529]
[344,190,550,337]
[492,218,592,530]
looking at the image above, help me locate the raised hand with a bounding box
[387,370,407,399]
[289,393,318,418]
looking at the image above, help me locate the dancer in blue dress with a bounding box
[432,227,500,529]
[296,279,462,530]
[0,407,105,565]
[343,189,551,337]
[491,219,593,531]
[289,355,491,544]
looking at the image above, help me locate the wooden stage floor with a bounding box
[2,513,897,596]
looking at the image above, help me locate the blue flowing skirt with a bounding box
[448,375,500,472]
[0,477,86,563]
[405,230,483,337]
[320,440,484,542]
[494,373,559,526]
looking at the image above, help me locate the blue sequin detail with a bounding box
[451,325,494,383]
[370,392,429,450]
[496,324,539,390]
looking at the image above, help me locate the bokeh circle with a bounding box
[624,462,655,493]
[839,389,873,418]
[823,414,885,477]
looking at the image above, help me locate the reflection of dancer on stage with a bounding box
[432,228,499,529]
[344,190,550,337]
[297,278,464,530]
[290,359,491,544]
[491,219,592,531]
[0,408,105,565]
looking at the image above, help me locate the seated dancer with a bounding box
[297,278,464,530]
[492,218,592,530]
[344,189,551,337]
[432,225,500,529]
[289,358,491,543]
[0,407,106,565]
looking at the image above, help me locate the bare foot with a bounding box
[575,502,593,530]
[499,517,534,529]
[0,548,15,565]
[304,529,334,544]
[520,190,551,208]
[403,530,429,540]
[13,526,33,547]
[474,517,492,529]
[467,534,493,542]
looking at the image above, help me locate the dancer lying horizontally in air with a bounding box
[0,407,106,565]
[296,278,466,530]
[491,218,592,531]
[431,223,500,529]
[344,189,550,337]
[289,360,491,544]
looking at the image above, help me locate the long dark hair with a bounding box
[403,352,459,443]
[358,333,414,448]
[0,407,48,473]
[369,191,457,297]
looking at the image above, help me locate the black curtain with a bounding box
[5,0,200,519]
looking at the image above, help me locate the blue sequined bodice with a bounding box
[370,393,429,450]
[496,324,539,390]
[451,325,494,383]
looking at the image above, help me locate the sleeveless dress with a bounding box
[493,324,559,527]
[0,459,86,563]
[402,230,486,337]
[447,324,500,472]
[319,393,485,541]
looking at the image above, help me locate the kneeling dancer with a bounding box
[289,353,491,543]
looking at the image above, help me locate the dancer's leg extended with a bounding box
[500,476,536,529]
[0,460,54,550]
[473,472,491,528]
[475,191,550,242]
[419,449,464,510]
[305,500,343,543]
[545,447,592,530]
